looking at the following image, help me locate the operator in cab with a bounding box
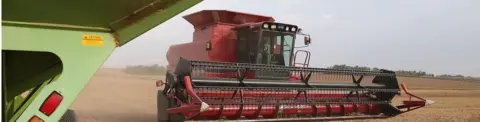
[257,36,273,65]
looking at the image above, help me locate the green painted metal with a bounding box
[115,0,202,45]
[3,0,202,46]
[3,26,117,122]
[2,0,202,121]
[9,76,58,122]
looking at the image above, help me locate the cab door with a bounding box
[236,29,259,64]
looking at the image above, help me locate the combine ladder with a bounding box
[293,50,311,68]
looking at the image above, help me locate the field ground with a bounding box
[70,68,480,122]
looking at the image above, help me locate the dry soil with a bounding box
[70,68,480,122]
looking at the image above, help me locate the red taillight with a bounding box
[39,91,63,116]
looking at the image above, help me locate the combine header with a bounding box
[157,10,433,121]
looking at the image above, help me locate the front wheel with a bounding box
[59,109,77,122]
[157,90,185,122]
[157,90,170,122]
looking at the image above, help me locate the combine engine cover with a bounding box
[162,58,432,121]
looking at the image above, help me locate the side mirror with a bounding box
[304,36,311,45]
[206,41,212,51]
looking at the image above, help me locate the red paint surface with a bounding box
[208,24,237,62]
[192,90,381,118]
[166,41,209,69]
[199,104,382,118]
[167,10,275,69]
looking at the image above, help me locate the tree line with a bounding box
[328,64,473,79]
[123,64,167,75]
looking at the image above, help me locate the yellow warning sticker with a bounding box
[82,34,104,46]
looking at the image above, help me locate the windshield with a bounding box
[258,30,295,66]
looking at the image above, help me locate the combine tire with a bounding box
[157,90,185,122]
[157,90,170,122]
[59,109,77,122]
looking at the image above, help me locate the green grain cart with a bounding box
[2,0,203,121]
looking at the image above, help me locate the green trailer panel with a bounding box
[2,0,202,121]
[3,26,117,122]
[3,0,202,46]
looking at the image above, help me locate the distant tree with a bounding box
[327,64,468,79]
[123,64,167,75]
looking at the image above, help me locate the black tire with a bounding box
[158,90,186,122]
[157,90,170,122]
[59,109,77,122]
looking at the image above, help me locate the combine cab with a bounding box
[2,0,202,122]
[157,10,433,121]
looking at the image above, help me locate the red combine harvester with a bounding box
[156,10,433,122]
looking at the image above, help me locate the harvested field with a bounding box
[70,68,480,122]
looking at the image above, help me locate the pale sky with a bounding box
[103,0,480,76]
